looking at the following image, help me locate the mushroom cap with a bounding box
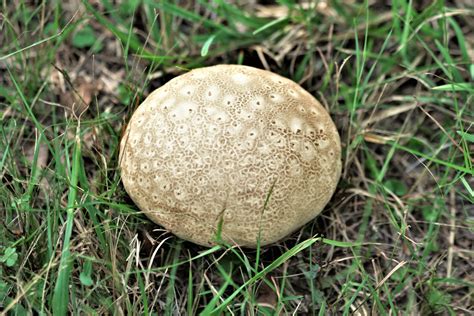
[119,64,341,247]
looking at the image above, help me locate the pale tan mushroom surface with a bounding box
[119,64,341,247]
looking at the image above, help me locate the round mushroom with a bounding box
[119,64,341,247]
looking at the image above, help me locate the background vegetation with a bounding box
[1,0,473,314]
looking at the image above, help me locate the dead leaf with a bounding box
[256,279,277,310]
[24,138,49,169]
[57,76,99,117]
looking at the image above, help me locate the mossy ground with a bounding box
[0,1,473,314]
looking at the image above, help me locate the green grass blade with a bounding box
[432,83,474,92]
[52,127,82,315]
[201,34,217,57]
[211,238,320,313]
[389,142,472,175]
[252,17,288,35]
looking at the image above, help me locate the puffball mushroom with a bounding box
[119,64,341,247]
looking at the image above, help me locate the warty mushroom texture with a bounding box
[119,64,341,248]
